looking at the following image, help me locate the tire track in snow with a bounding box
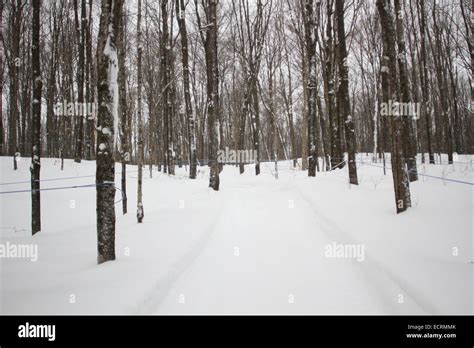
[293,183,437,314]
[132,193,226,314]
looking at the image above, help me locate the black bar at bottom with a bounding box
[0,315,472,346]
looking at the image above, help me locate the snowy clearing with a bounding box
[0,155,472,314]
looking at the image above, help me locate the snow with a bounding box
[0,155,472,314]
[102,127,112,136]
[103,19,119,151]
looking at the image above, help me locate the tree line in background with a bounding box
[1,0,472,261]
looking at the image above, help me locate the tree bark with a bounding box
[74,0,86,163]
[336,0,358,184]
[96,0,123,263]
[176,0,197,179]
[394,0,417,181]
[137,0,144,222]
[377,0,411,213]
[31,0,42,235]
[303,0,319,177]
[202,0,220,190]
[118,2,128,214]
[417,0,434,164]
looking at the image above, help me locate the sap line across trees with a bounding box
[1,0,471,263]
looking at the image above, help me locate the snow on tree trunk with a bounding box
[377,0,411,214]
[31,0,42,235]
[324,1,343,171]
[394,0,418,182]
[96,0,123,263]
[176,0,197,179]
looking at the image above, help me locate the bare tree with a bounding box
[137,0,144,222]
[31,0,42,234]
[232,0,273,175]
[336,0,358,184]
[73,0,86,163]
[417,0,434,164]
[176,0,197,179]
[394,0,417,181]
[196,0,220,190]
[303,0,320,177]
[376,0,411,213]
[96,0,123,263]
[118,1,128,214]
[0,1,4,156]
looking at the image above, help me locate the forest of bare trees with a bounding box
[1,0,472,262]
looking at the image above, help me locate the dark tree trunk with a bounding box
[324,1,342,170]
[31,0,42,235]
[336,0,358,184]
[394,0,417,181]
[73,0,86,163]
[417,0,434,164]
[137,0,144,222]
[303,0,319,177]
[96,0,123,263]
[377,0,411,214]
[46,10,58,158]
[85,0,95,160]
[118,2,128,214]
[176,0,197,179]
[202,0,220,190]
[161,1,174,176]
[8,1,23,170]
[251,73,261,175]
[238,90,249,174]
[0,1,4,156]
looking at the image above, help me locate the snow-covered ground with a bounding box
[0,155,472,314]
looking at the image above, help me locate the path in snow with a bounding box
[1,157,471,314]
[144,167,424,314]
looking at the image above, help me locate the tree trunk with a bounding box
[96,0,123,263]
[31,0,42,235]
[0,1,3,156]
[324,1,342,170]
[73,0,86,163]
[377,0,411,214]
[176,0,197,179]
[136,0,144,222]
[204,0,220,190]
[9,1,22,170]
[336,0,358,184]
[303,0,319,177]
[251,73,261,175]
[394,0,417,181]
[118,2,128,214]
[417,0,434,164]
[161,1,175,176]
